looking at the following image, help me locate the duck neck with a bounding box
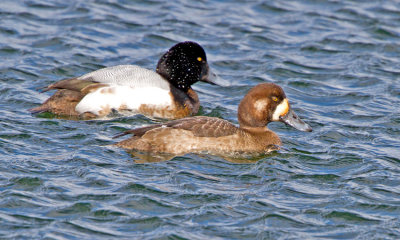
[240,125,270,133]
[239,125,281,146]
[169,84,199,113]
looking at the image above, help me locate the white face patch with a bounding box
[254,99,269,112]
[272,98,289,121]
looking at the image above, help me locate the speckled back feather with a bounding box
[114,116,239,139]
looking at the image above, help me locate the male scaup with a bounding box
[29,41,216,119]
[114,83,312,156]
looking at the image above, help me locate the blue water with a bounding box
[1,0,400,239]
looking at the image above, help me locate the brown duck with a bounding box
[114,83,312,156]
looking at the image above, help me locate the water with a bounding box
[1,0,400,239]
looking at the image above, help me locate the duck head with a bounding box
[156,41,216,92]
[238,83,312,132]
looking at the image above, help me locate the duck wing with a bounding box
[114,116,239,139]
[40,65,170,93]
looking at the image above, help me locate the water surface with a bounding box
[1,0,400,239]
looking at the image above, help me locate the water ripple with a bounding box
[1,0,400,239]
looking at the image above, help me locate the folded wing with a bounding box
[114,116,239,139]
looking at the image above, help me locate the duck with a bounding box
[114,83,312,156]
[29,41,216,120]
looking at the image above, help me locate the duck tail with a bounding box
[112,131,133,139]
[112,124,164,139]
[28,105,49,114]
[36,85,52,93]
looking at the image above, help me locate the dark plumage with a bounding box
[29,41,216,120]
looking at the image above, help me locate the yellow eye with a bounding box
[272,96,278,102]
[197,57,202,62]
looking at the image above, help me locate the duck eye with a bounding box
[272,96,278,102]
[197,57,202,62]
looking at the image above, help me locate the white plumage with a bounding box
[78,65,170,90]
[75,65,173,115]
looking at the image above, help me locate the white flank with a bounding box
[272,98,289,121]
[75,85,172,115]
[74,65,175,115]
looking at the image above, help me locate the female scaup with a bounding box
[29,41,216,120]
[114,83,312,156]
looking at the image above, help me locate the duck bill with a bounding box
[279,108,312,132]
[200,64,218,85]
